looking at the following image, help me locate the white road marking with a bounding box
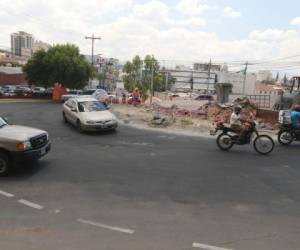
[77,218,135,234]
[0,190,14,198]
[193,242,234,250]
[18,199,44,210]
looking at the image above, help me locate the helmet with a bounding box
[292,104,300,112]
[234,106,242,113]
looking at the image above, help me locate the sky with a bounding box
[1,0,300,72]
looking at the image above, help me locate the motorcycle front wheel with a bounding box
[253,135,274,155]
[216,133,234,151]
[278,130,293,146]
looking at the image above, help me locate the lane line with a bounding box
[193,242,234,250]
[77,218,135,234]
[18,199,44,210]
[0,190,14,198]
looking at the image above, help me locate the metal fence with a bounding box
[247,95,271,109]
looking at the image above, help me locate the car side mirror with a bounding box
[71,108,77,112]
[3,117,9,123]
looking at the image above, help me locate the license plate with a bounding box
[40,148,46,156]
[101,125,108,129]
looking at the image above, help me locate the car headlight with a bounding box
[17,141,31,151]
[86,120,95,124]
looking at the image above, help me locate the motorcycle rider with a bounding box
[291,104,300,130]
[230,106,252,143]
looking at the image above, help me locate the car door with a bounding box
[68,100,79,125]
[64,100,75,124]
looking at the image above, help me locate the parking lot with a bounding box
[1,102,300,250]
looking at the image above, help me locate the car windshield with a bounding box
[0,117,8,128]
[78,101,107,112]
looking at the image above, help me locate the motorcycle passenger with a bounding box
[291,105,300,130]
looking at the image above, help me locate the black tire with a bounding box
[62,112,68,123]
[76,120,83,133]
[216,133,234,151]
[253,135,274,155]
[278,130,293,146]
[0,152,11,176]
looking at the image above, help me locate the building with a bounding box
[218,71,257,95]
[32,41,51,54]
[0,66,26,86]
[20,41,50,59]
[257,70,273,82]
[11,31,34,57]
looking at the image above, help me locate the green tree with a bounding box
[122,54,165,98]
[23,44,93,89]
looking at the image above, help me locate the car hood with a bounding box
[0,125,47,141]
[80,110,116,121]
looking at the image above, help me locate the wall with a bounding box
[0,73,27,85]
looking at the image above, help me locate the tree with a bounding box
[23,44,93,89]
[122,54,165,98]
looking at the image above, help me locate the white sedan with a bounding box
[62,97,118,132]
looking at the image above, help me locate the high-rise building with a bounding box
[11,31,34,57]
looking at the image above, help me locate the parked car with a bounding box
[2,85,16,95]
[62,97,118,132]
[15,86,32,96]
[32,87,46,94]
[61,90,83,102]
[0,116,51,176]
[92,89,109,103]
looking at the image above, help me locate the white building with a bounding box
[257,70,273,82]
[11,31,34,57]
[218,71,257,95]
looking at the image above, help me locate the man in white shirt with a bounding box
[230,106,243,134]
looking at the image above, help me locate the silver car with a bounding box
[62,97,118,132]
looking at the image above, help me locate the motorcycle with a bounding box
[278,124,300,145]
[210,121,275,155]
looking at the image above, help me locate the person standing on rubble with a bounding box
[132,87,141,102]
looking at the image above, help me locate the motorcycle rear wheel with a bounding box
[278,130,293,146]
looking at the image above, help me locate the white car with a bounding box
[62,97,118,132]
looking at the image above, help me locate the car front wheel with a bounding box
[0,152,11,176]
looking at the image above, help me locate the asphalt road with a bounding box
[0,103,300,250]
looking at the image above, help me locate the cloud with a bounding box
[174,18,206,29]
[249,29,298,40]
[223,7,241,18]
[176,0,210,16]
[291,17,300,25]
[2,0,300,66]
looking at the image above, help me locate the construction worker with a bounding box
[132,87,141,102]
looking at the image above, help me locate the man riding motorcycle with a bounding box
[291,104,300,130]
[230,106,253,143]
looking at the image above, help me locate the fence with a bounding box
[247,95,271,109]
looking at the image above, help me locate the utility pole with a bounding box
[85,34,101,66]
[206,59,212,93]
[242,61,248,96]
[191,70,194,91]
[150,57,154,104]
